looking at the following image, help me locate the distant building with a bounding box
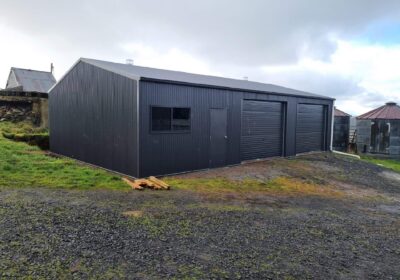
[333,107,351,152]
[357,102,400,155]
[0,67,55,127]
[5,67,56,92]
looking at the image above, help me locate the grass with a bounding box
[0,121,129,190]
[362,155,400,173]
[164,176,343,198]
[0,121,348,195]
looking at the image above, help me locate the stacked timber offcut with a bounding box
[123,176,170,190]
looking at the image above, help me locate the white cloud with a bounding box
[0,24,78,87]
[261,40,400,115]
[0,24,50,87]
[119,42,218,76]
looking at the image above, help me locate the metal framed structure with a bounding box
[49,58,334,177]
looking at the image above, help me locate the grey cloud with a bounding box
[1,0,400,112]
[243,67,393,111]
[1,0,400,66]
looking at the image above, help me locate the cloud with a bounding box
[2,0,400,65]
[119,43,217,76]
[0,0,400,115]
[260,40,400,115]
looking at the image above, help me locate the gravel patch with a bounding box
[1,153,400,279]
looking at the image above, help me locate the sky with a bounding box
[1,0,400,115]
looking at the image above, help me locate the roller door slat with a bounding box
[296,104,326,154]
[241,100,283,161]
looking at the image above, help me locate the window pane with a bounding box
[172,108,190,131]
[152,107,171,131]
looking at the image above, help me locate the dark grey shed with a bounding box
[49,58,334,178]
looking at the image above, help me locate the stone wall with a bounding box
[0,91,48,127]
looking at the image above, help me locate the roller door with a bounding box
[296,104,326,154]
[241,100,284,161]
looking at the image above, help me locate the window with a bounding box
[151,106,191,132]
[152,107,171,131]
[172,108,191,131]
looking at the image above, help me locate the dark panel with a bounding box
[210,109,228,167]
[139,80,334,177]
[241,100,283,161]
[49,61,138,177]
[139,81,233,177]
[371,120,390,154]
[333,116,350,151]
[296,104,326,154]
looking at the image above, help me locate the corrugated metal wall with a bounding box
[139,80,333,177]
[138,81,240,176]
[49,61,138,177]
[389,120,400,155]
[333,116,350,152]
[356,119,371,153]
[49,64,333,178]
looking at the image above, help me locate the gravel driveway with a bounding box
[1,153,399,279]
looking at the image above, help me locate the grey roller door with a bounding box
[296,104,326,154]
[241,100,284,161]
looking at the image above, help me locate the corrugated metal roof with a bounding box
[8,68,56,93]
[334,107,351,117]
[75,58,333,100]
[357,102,400,120]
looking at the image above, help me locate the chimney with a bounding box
[50,63,54,74]
[126,59,134,65]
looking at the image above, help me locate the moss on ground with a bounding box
[0,122,129,190]
[164,176,343,198]
[361,156,400,173]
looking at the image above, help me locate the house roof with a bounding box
[334,107,351,117]
[7,68,56,92]
[54,58,332,100]
[357,102,400,120]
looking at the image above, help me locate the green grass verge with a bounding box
[362,156,400,173]
[0,122,129,190]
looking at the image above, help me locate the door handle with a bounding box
[224,136,228,139]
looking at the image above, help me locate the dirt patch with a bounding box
[327,180,391,201]
[378,205,400,214]
[122,210,144,218]
[380,171,400,183]
[174,159,286,181]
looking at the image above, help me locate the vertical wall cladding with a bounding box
[49,62,138,177]
[139,81,333,177]
[389,120,400,155]
[356,119,372,153]
[139,81,241,177]
[333,116,350,152]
